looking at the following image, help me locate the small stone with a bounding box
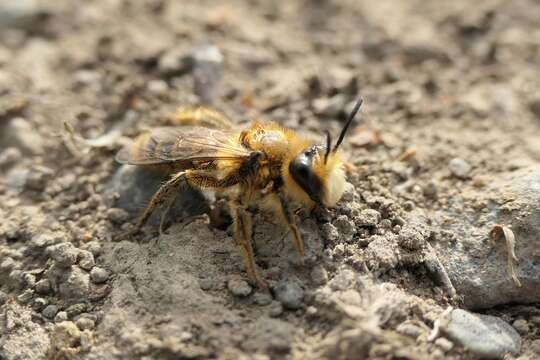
[1,117,43,155]
[106,208,129,224]
[402,200,415,211]
[32,297,48,312]
[423,181,438,199]
[0,290,7,304]
[321,223,339,243]
[434,337,454,352]
[42,305,59,319]
[0,147,22,168]
[512,319,529,335]
[77,250,95,271]
[47,242,78,268]
[199,278,213,291]
[192,45,224,104]
[313,94,348,117]
[17,289,34,304]
[274,281,304,310]
[356,209,381,227]
[253,292,273,306]
[227,279,252,297]
[35,278,51,294]
[398,226,425,250]
[332,215,355,242]
[443,309,521,359]
[396,322,424,338]
[268,301,284,317]
[531,339,540,354]
[90,267,109,284]
[448,158,472,179]
[22,272,36,288]
[66,303,87,318]
[310,265,328,286]
[147,79,169,96]
[58,267,90,299]
[75,317,95,330]
[54,311,68,323]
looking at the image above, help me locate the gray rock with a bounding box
[434,337,454,352]
[448,158,472,179]
[0,290,7,304]
[42,304,59,319]
[106,208,129,224]
[58,267,90,300]
[0,147,22,168]
[313,94,348,118]
[90,267,109,284]
[227,279,252,297]
[443,309,521,359]
[321,223,339,243]
[32,297,48,312]
[75,317,95,330]
[511,319,529,335]
[106,165,209,222]
[35,278,51,294]
[435,166,540,308]
[310,265,329,286]
[54,311,68,323]
[332,215,355,243]
[0,0,39,29]
[355,209,381,227]
[274,281,304,310]
[192,45,224,104]
[77,250,95,271]
[47,243,79,268]
[268,301,284,317]
[1,117,43,155]
[16,289,33,304]
[253,292,273,306]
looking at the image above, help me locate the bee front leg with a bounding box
[276,193,304,262]
[230,202,268,289]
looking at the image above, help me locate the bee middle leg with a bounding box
[230,202,268,289]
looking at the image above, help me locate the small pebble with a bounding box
[512,319,529,335]
[107,208,129,224]
[17,289,34,304]
[199,278,213,291]
[274,281,304,310]
[0,290,7,305]
[253,292,273,306]
[448,158,472,179]
[332,215,355,242]
[66,303,87,318]
[32,297,48,311]
[396,322,424,338]
[356,209,381,227]
[90,267,109,284]
[47,242,78,268]
[531,339,540,354]
[310,265,329,286]
[227,279,252,297]
[55,311,68,323]
[435,337,454,352]
[423,181,438,199]
[321,223,339,243]
[268,301,284,317]
[78,250,95,271]
[42,305,59,319]
[75,317,95,330]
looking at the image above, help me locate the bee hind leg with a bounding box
[115,171,186,242]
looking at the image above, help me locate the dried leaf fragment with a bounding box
[489,224,521,287]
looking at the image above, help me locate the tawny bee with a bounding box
[116,98,364,288]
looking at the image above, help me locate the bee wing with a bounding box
[116,126,250,169]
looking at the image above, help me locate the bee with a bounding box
[116,98,364,288]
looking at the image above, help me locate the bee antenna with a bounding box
[324,130,332,164]
[333,97,363,152]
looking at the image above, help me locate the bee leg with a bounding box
[158,196,175,236]
[276,193,304,263]
[117,171,186,241]
[230,202,268,289]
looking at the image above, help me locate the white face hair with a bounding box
[322,164,346,206]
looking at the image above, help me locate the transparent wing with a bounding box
[116,126,250,169]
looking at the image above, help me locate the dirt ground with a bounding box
[1,0,540,359]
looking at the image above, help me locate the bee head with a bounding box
[288,98,363,206]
